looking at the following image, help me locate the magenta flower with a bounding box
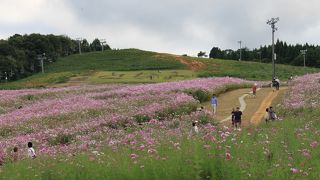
[290,168,300,174]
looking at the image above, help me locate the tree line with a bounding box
[0,34,111,82]
[209,40,320,68]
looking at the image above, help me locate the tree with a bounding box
[197,51,207,58]
[81,39,91,52]
[90,38,102,51]
[209,47,222,58]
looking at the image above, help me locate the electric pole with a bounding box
[300,49,307,67]
[37,53,46,73]
[238,40,242,61]
[100,39,106,52]
[76,38,82,54]
[267,17,279,80]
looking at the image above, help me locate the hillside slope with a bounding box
[1,49,319,89]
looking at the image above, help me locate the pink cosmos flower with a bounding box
[139,144,145,150]
[310,141,318,149]
[225,152,231,160]
[130,153,139,159]
[290,168,300,174]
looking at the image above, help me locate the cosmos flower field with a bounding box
[0,77,251,160]
[1,74,320,179]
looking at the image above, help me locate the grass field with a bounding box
[0,48,319,89]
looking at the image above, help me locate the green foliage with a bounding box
[48,134,74,146]
[156,102,197,120]
[0,33,112,83]
[133,114,151,124]
[186,89,210,103]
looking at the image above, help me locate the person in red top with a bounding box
[252,83,257,98]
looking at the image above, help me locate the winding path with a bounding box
[219,88,261,123]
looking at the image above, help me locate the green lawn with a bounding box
[1,49,319,89]
[196,58,320,80]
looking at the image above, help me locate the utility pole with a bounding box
[4,71,8,83]
[100,39,106,52]
[76,38,82,54]
[257,51,262,62]
[267,17,279,80]
[37,53,46,73]
[300,49,307,67]
[238,40,242,61]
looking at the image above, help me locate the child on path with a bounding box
[264,108,270,123]
[211,95,218,115]
[233,107,243,131]
[27,142,36,159]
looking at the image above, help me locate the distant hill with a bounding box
[0,49,319,89]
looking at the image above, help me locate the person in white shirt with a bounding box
[27,142,36,159]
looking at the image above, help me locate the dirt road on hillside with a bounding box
[202,87,287,126]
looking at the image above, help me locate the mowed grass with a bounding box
[196,58,320,80]
[1,48,319,89]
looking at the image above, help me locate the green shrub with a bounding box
[133,114,151,123]
[48,134,73,146]
[185,89,210,103]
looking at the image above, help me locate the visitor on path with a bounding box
[231,108,235,128]
[233,107,242,130]
[269,106,277,121]
[211,95,218,115]
[27,142,36,159]
[272,79,280,91]
[252,83,257,98]
[264,108,270,123]
[275,78,280,90]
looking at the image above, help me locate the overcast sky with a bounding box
[1,0,320,56]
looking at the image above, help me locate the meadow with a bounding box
[1,48,320,179]
[0,73,320,179]
[1,49,319,89]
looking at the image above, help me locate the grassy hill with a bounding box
[0,48,319,89]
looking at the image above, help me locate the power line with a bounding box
[267,17,279,80]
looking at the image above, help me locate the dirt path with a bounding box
[201,87,286,126]
[250,87,287,125]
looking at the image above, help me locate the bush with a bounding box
[133,114,151,124]
[185,89,210,103]
[48,134,73,146]
[197,71,215,78]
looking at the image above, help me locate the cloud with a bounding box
[1,0,320,55]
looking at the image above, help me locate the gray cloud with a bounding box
[1,0,320,55]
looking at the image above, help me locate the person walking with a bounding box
[275,78,280,90]
[252,83,257,98]
[231,108,236,129]
[211,95,218,115]
[233,107,243,131]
